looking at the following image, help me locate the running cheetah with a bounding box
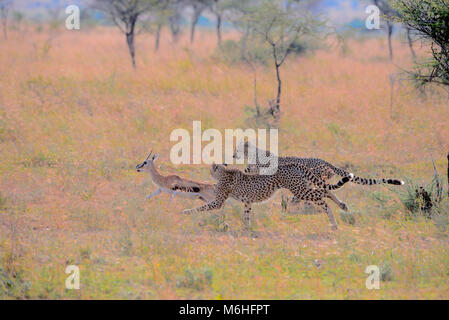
[182,163,354,231]
[233,141,404,187]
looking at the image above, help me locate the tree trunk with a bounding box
[190,11,200,44]
[387,21,393,60]
[125,17,137,70]
[275,63,281,109]
[126,32,136,69]
[1,12,7,40]
[155,23,162,52]
[169,14,180,43]
[216,13,222,45]
[406,27,416,60]
[253,70,259,116]
[240,28,249,60]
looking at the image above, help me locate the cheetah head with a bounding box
[210,163,228,180]
[233,140,255,160]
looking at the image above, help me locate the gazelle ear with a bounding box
[152,154,159,161]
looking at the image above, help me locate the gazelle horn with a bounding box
[146,150,153,161]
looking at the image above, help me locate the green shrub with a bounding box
[0,267,31,299]
[199,213,229,232]
[0,192,7,211]
[339,211,356,225]
[381,262,393,282]
[176,268,213,291]
[398,176,443,218]
[214,39,271,66]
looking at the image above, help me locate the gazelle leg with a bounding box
[146,188,161,200]
[169,190,179,203]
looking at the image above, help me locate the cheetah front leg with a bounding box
[243,202,252,230]
[182,184,229,215]
[291,188,338,230]
[315,200,338,230]
[242,202,259,237]
[182,197,225,215]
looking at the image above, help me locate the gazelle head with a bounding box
[136,150,159,172]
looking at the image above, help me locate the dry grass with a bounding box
[0,27,448,299]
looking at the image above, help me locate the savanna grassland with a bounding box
[0,27,449,299]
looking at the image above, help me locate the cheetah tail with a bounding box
[327,173,354,190]
[328,163,405,186]
[351,175,405,186]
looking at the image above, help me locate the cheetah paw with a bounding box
[339,202,348,211]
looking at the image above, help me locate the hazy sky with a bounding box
[12,0,372,26]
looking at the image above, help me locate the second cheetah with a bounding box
[233,141,404,205]
[182,163,354,231]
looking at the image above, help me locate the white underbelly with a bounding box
[161,187,200,199]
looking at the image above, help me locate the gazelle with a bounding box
[136,151,215,202]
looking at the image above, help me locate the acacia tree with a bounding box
[241,0,324,119]
[373,0,416,60]
[93,0,159,69]
[187,0,208,43]
[209,0,230,45]
[149,0,171,51]
[0,0,13,40]
[391,0,449,88]
[167,0,185,43]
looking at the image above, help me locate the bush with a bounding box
[214,39,271,66]
[0,267,31,299]
[381,262,393,282]
[431,201,449,233]
[398,176,443,218]
[176,268,213,291]
[215,37,313,67]
[339,211,356,225]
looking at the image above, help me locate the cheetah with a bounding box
[234,141,403,207]
[182,163,354,231]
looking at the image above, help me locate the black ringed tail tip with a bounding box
[387,179,404,185]
[342,173,354,183]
